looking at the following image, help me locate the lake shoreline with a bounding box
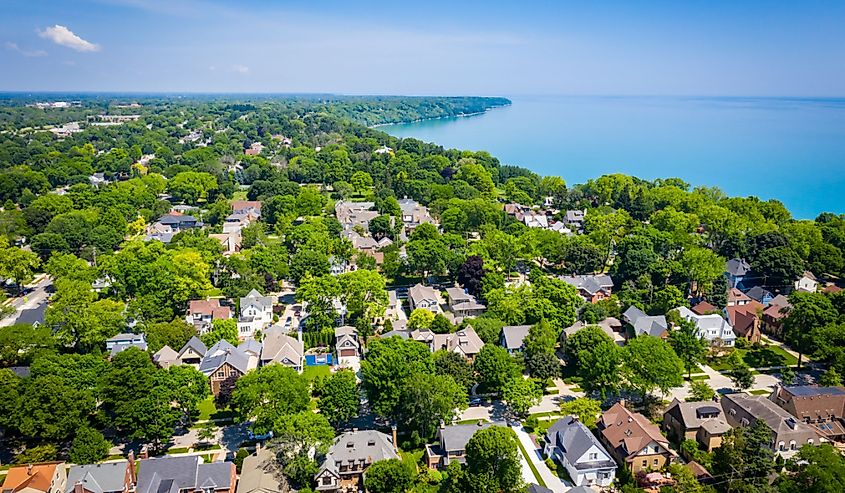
[369,102,511,129]
[379,95,845,219]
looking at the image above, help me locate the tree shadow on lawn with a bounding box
[743,347,787,368]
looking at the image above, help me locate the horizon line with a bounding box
[1,91,845,100]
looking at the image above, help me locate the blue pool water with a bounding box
[382,95,845,218]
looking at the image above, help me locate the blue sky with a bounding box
[1,0,844,96]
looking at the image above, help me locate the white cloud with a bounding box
[37,25,100,52]
[4,42,47,57]
[232,64,249,74]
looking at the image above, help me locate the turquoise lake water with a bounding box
[382,96,845,219]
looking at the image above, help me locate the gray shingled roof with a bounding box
[501,325,532,350]
[561,275,614,295]
[137,456,200,493]
[178,336,207,358]
[545,417,615,471]
[65,462,129,493]
[319,430,398,475]
[623,306,668,338]
[726,258,751,276]
[199,340,251,375]
[440,422,501,453]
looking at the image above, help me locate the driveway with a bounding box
[511,425,571,492]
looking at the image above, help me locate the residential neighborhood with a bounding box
[1,95,844,493]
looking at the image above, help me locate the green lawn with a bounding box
[709,344,799,371]
[197,396,235,421]
[749,389,771,396]
[231,190,248,201]
[303,365,331,382]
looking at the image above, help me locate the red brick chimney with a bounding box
[74,481,85,493]
[127,450,137,485]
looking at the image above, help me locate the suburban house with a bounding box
[762,295,791,337]
[543,416,617,487]
[691,301,718,315]
[2,462,67,493]
[623,306,669,339]
[721,393,819,457]
[397,198,436,231]
[137,456,235,493]
[725,301,763,344]
[500,324,532,354]
[13,302,47,326]
[314,430,399,492]
[663,399,731,451]
[334,201,378,231]
[260,325,304,372]
[598,402,677,473]
[335,326,361,364]
[105,333,148,357]
[561,275,614,304]
[725,258,751,289]
[408,327,485,361]
[424,421,500,469]
[408,283,441,313]
[770,385,845,442]
[674,306,736,347]
[236,449,287,493]
[151,213,202,233]
[445,287,486,319]
[198,340,259,396]
[562,318,625,347]
[186,299,232,334]
[238,290,274,340]
[153,336,209,369]
[65,460,135,493]
[383,290,406,322]
[727,288,753,307]
[745,286,774,306]
[231,200,262,215]
[564,210,586,232]
[795,271,818,293]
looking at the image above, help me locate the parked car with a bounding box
[248,430,273,441]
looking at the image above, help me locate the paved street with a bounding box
[0,275,52,327]
[511,425,571,493]
[665,364,782,401]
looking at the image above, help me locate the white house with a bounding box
[238,289,274,340]
[795,271,818,293]
[675,306,736,347]
[544,416,617,487]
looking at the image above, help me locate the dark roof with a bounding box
[440,422,501,452]
[784,386,845,397]
[745,286,773,303]
[527,485,554,493]
[545,417,615,470]
[137,456,200,493]
[16,302,47,325]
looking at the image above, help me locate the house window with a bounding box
[641,460,647,468]
[790,441,797,450]
[808,439,814,445]
[589,453,598,460]
[322,477,332,485]
[778,441,785,451]
[653,459,659,466]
